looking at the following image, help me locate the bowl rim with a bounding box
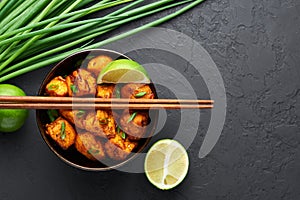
[36,48,158,171]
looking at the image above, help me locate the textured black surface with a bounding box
[1,0,300,199]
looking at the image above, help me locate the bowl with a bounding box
[36,49,158,171]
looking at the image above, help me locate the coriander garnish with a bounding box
[127,112,138,123]
[135,91,147,98]
[60,121,66,140]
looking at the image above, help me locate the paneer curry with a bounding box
[43,55,155,163]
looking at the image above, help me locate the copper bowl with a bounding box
[36,49,158,171]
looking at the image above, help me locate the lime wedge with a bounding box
[144,139,189,190]
[97,59,150,84]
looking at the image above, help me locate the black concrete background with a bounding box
[1,0,300,199]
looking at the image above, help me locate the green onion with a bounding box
[116,125,121,134]
[115,85,121,98]
[135,91,147,98]
[47,109,59,122]
[121,132,126,140]
[127,112,138,123]
[76,110,86,118]
[0,0,206,82]
[70,84,78,94]
[60,121,66,140]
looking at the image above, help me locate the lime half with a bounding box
[144,139,189,190]
[97,59,150,84]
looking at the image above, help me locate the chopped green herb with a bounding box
[127,112,138,123]
[121,132,126,139]
[47,109,58,122]
[47,84,58,90]
[76,110,86,118]
[115,85,121,98]
[70,84,78,94]
[116,125,120,134]
[87,148,100,155]
[135,91,147,98]
[99,118,108,125]
[60,121,66,140]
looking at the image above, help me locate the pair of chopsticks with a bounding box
[0,96,214,110]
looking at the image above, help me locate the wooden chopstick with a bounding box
[0,96,214,110]
[0,103,213,110]
[0,96,214,104]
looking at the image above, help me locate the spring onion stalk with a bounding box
[0,0,140,64]
[0,0,127,41]
[0,2,134,64]
[0,0,190,75]
[0,0,9,11]
[0,0,61,70]
[0,0,191,72]
[0,1,132,46]
[0,0,206,82]
[0,0,81,71]
[0,0,22,20]
[0,0,131,66]
[0,0,36,34]
[0,0,58,62]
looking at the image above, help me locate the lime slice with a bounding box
[144,139,189,190]
[97,59,150,84]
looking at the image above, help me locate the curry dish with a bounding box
[44,55,154,163]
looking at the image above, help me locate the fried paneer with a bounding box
[119,111,149,140]
[75,132,105,161]
[45,76,68,97]
[87,55,112,76]
[121,83,154,99]
[45,117,76,150]
[96,84,115,98]
[96,110,116,139]
[84,112,106,137]
[65,69,96,96]
[104,134,137,161]
[59,110,86,130]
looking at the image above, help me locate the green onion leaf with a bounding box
[60,121,66,140]
[70,84,78,94]
[116,125,120,134]
[121,132,126,139]
[127,111,137,123]
[76,110,86,118]
[135,91,147,98]
[47,109,59,122]
[115,85,121,98]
